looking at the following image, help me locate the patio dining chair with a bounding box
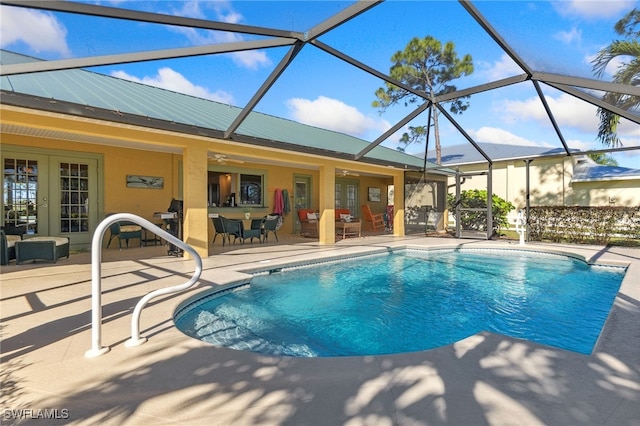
[222,217,262,244]
[106,219,143,248]
[245,218,264,244]
[262,214,280,242]
[222,217,243,244]
[210,214,229,246]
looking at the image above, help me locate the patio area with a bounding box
[1,235,639,425]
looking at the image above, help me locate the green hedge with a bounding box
[528,206,640,245]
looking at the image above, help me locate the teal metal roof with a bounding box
[1,50,440,171]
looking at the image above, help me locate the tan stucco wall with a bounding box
[2,107,402,256]
[455,157,573,209]
[447,156,640,230]
[3,134,177,223]
[570,179,640,207]
[450,156,640,208]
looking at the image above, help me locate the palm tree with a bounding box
[591,9,640,147]
[588,152,618,166]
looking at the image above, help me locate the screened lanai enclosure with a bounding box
[1,0,638,240]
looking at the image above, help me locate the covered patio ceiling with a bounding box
[1,0,638,168]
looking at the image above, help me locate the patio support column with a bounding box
[318,164,336,245]
[525,159,532,241]
[393,172,405,236]
[182,142,209,259]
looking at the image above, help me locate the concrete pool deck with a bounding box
[1,235,639,425]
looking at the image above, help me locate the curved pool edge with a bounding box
[173,243,633,357]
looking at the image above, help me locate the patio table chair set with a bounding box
[211,214,280,246]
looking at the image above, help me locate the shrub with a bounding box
[447,189,515,235]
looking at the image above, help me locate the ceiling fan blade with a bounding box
[211,154,244,164]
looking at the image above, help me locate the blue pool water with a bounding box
[174,249,626,357]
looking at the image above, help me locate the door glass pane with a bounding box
[294,181,308,211]
[60,162,90,233]
[3,158,38,234]
[294,178,310,226]
[346,184,356,212]
[335,181,358,213]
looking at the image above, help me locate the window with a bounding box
[240,174,262,205]
[208,169,265,207]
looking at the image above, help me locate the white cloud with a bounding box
[0,6,70,56]
[553,0,637,19]
[565,138,596,151]
[499,93,599,133]
[286,96,390,138]
[163,1,271,70]
[229,49,271,70]
[477,54,524,81]
[618,118,640,145]
[554,27,582,45]
[110,68,234,104]
[468,127,544,147]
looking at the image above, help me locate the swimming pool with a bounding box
[174,248,626,357]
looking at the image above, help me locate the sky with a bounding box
[1,0,639,168]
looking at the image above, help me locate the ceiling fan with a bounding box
[212,154,244,165]
[336,169,360,177]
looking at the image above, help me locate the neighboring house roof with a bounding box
[426,142,573,166]
[571,156,640,182]
[0,50,446,173]
[426,142,640,182]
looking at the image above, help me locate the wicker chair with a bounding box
[222,217,243,244]
[262,215,280,242]
[297,208,318,238]
[106,220,143,248]
[210,215,229,246]
[1,226,25,265]
[222,217,262,244]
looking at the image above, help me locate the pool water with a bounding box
[174,249,626,357]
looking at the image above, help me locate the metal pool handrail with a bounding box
[85,213,202,358]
